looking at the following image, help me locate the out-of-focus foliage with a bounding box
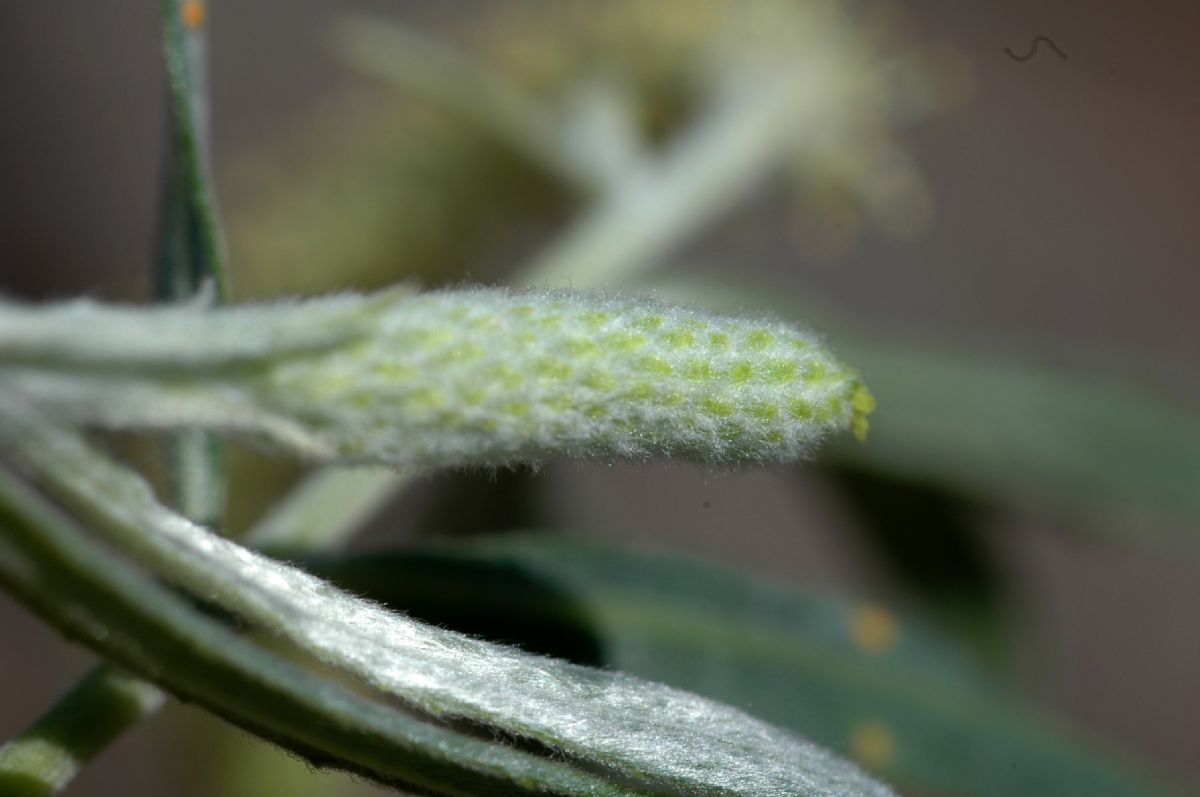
[651,278,1200,530]
[227,0,967,299]
[304,535,1179,797]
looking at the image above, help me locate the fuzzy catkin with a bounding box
[0,287,874,468]
[253,288,873,466]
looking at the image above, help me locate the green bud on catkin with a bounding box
[0,287,873,468]
[245,288,872,466]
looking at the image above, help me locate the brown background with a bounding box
[1,1,1198,795]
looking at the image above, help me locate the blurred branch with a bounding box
[520,73,821,289]
[338,17,600,192]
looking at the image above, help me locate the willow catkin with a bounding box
[0,287,874,468]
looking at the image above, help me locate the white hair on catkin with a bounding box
[0,286,875,470]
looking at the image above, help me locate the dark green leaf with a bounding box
[821,464,1014,667]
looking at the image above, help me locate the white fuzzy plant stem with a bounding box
[0,403,895,797]
[0,287,875,469]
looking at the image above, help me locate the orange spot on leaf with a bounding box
[849,603,900,654]
[182,0,206,29]
[850,721,896,770]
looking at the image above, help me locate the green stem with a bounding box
[159,0,226,529]
[245,467,407,554]
[0,669,164,797]
[518,74,813,289]
[158,0,226,299]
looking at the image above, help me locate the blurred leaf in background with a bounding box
[303,535,1181,797]
[821,464,1013,668]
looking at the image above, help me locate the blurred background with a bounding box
[1,2,1198,796]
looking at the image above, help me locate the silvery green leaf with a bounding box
[0,404,895,797]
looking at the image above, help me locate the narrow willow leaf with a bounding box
[159,0,226,298]
[303,535,1182,797]
[0,468,641,797]
[0,406,894,797]
[157,0,228,529]
[0,287,873,468]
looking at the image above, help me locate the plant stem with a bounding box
[158,0,226,300]
[159,0,226,530]
[518,74,815,289]
[0,669,163,797]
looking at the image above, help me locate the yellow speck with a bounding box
[850,604,900,654]
[580,310,610,327]
[786,398,812,420]
[627,382,655,400]
[746,329,774,350]
[762,360,798,384]
[662,329,695,349]
[583,371,616,391]
[851,383,876,442]
[661,390,684,407]
[681,360,715,380]
[747,400,777,421]
[500,400,530,418]
[702,397,736,417]
[563,338,599,356]
[636,355,672,376]
[850,721,895,770]
[730,361,754,383]
[851,384,876,414]
[534,358,571,380]
[603,331,646,350]
[182,0,206,29]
